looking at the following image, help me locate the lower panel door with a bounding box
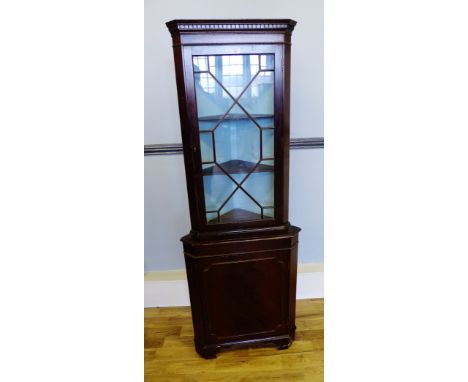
[199,250,291,343]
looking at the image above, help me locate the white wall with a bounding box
[144,0,323,271]
[144,155,190,271]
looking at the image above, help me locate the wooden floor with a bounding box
[144,299,323,381]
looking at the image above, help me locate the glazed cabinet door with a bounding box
[181,44,286,231]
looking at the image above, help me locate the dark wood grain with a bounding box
[166,19,301,359]
[207,208,273,224]
[183,226,300,358]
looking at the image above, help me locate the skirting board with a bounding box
[144,263,324,308]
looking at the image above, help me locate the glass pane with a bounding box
[250,55,260,74]
[262,129,274,159]
[218,55,260,98]
[238,71,274,116]
[260,54,274,70]
[206,212,218,224]
[193,54,276,225]
[215,118,260,169]
[202,166,237,212]
[243,171,274,208]
[199,119,217,131]
[194,72,228,119]
[255,116,274,128]
[193,56,208,72]
[242,159,274,213]
[263,207,275,219]
[200,132,214,163]
[219,189,261,223]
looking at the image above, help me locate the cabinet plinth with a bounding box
[166,19,300,358]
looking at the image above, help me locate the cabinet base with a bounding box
[195,325,296,359]
[183,226,300,360]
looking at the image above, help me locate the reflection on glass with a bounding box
[263,207,275,218]
[194,72,225,119]
[202,166,236,212]
[200,132,214,163]
[238,71,274,116]
[206,212,218,223]
[215,118,260,167]
[219,189,262,224]
[193,56,208,71]
[255,116,274,128]
[260,55,274,70]
[243,171,274,208]
[193,54,276,224]
[198,119,217,131]
[262,129,274,159]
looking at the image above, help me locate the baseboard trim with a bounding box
[144,263,323,308]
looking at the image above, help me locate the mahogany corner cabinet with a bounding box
[166,19,301,359]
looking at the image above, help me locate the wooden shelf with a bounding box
[208,208,273,224]
[202,160,273,176]
[198,114,274,122]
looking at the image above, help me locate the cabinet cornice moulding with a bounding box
[166,19,297,35]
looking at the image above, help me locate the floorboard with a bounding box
[144,299,324,381]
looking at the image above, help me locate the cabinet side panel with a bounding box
[184,254,205,341]
[281,43,292,221]
[289,242,298,330]
[171,44,203,229]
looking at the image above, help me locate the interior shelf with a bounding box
[208,208,272,224]
[198,114,274,122]
[202,159,274,176]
